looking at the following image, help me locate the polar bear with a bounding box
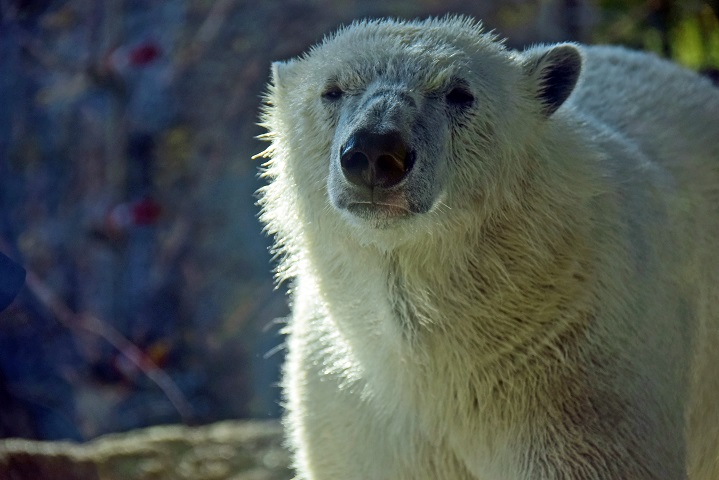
[256,16,719,480]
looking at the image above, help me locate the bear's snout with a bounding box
[340,130,415,190]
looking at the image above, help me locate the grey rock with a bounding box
[0,420,291,480]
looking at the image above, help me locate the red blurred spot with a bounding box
[128,42,162,66]
[131,198,162,225]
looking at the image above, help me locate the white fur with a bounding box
[257,16,719,480]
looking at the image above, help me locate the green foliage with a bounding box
[595,0,719,70]
[670,6,719,68]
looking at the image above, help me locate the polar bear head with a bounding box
[259,16,582,249]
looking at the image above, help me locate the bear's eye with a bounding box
[446,86,474,108]
[322,86,344,101]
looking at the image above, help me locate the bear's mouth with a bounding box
[341,186,416,222]
[346,200,413,220]
[331,180,436,228]
[343,201,413,229]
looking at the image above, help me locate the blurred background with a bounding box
[0,0,717,442]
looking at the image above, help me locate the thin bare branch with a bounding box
[24,270,195,423]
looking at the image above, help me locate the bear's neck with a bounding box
[404,198,594,356]
[302,174,599,374]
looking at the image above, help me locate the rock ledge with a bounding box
[0,420,291,480]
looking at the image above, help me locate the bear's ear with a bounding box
[522,44,582,117]
[271,60,299,91]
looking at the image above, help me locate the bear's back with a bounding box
[570,46,719,479]
[569,46,719,170]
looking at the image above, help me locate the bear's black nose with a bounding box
[340,130,414,189]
